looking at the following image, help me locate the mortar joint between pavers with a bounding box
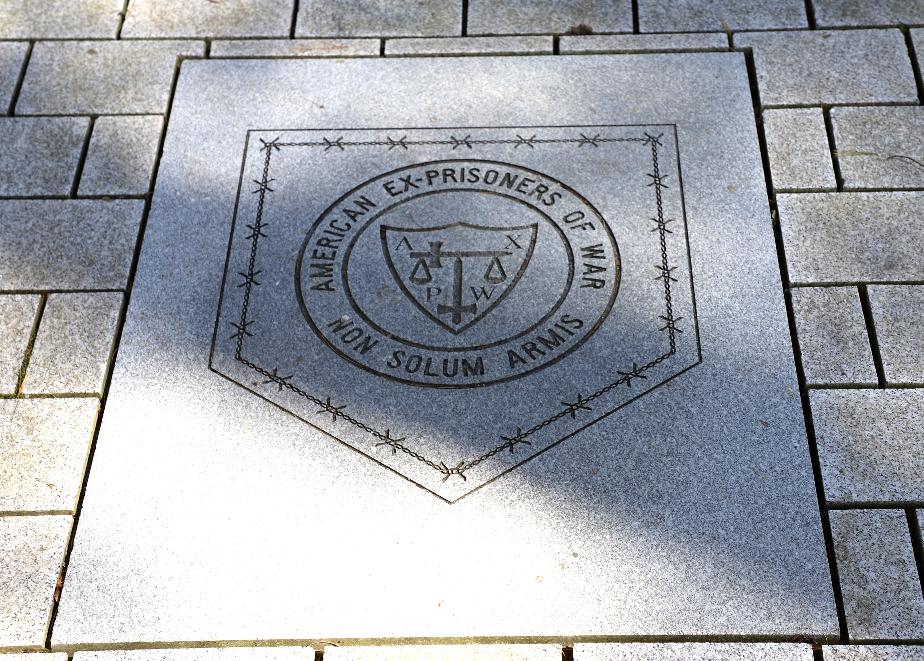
[899,26,924,104]
[15,291,46,395]
[289,0,300,40]
[804,0,817,30]
[857,284,888,388]
[7,40,34,116]
[115,0,129,40]
[820,106,845,191]
[907,508,924,602]
[69,115,96,198]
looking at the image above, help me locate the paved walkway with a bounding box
[1,0,923,659]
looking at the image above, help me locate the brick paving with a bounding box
[0,0,922,658]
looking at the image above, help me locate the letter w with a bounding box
[470,286,496,301]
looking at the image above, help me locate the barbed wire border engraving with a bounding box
[210,124,701,502]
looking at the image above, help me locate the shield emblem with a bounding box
[380,222,538,335]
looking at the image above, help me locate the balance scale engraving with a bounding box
[381,221,537,334]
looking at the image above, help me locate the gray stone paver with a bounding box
[735,30,918,105]
[639,0,807,32]
[326,646,562,661]
[73,649,314,661]
[826,646,924,661]
[868,285,924,385]
[0,42,28,115]
[296,0,461,37]
[573,643,814,661]
[777,192,924,284]
[812,389,924,503]
[16,40,205,115]
[210,38,381,58]
[467,0,633,35]
[386,36,552,56]
[121,0,293,38]
[0,398,98,513]
[21,292,122,395]
[792,287,876,385]
[0,200,142,290]
[559,32,727,54]
[763,108,836,191]
[0,0,122,38]
[78,115,163,197]
[0,117,89,197]
[832,106,924,190]
[0,514,71,649]
[0,655,68,661]
[0,294,39,394]
[814,1,924,27]
[831,509,924,640]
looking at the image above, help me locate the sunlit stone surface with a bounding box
[52,54,837,644]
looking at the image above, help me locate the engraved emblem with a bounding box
[295,159,622,388]
[212,126,700,501]
[380,222,538,334]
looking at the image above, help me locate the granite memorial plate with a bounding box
[53,55,838,645]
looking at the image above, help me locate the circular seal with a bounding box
[296,159,621,388]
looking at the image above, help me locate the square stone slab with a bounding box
[53,54,836,645]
